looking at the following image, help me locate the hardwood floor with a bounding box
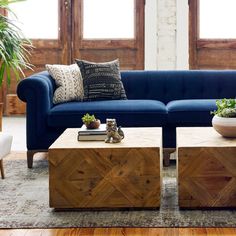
[0,228,236,236]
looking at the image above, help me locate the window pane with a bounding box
[83,0,134,39]
[9,0,59,39]
[200,0,236,39]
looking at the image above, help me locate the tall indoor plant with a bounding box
[0,0,32,124]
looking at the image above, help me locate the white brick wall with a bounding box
[157,0,177,69]
[145,0,189,70]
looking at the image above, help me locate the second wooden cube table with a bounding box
[177,127,236,208]
[49,128,162,209]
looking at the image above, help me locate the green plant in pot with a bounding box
[0,0,33,86]
[211,98,236,137]
[0,0,33,124]
[82,113,101,129]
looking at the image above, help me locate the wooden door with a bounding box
[189,0,236,69]
[3,0,71,115]
[72,0,145,70]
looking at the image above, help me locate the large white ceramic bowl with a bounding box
[212,115,236,137]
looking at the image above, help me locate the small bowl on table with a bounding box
[85,119,101,129]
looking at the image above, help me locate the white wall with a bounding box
[145,0,189,70]
[145,0,158,69]
[176,0,189,69]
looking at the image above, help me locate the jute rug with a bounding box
[1,158,236,228]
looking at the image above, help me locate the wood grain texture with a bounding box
[49,128,162,209]
[0,228,236,236]
[5,94,26,115]
[197,39,236,49]
[177,127,236,208]
[0,102,2,131]
[189,0,198,69]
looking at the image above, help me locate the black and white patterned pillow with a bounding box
[46,64,84,104]
[75,59,127,101]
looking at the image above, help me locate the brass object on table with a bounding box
[105,119,124,143]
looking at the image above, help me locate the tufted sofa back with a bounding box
[121,70,236,104]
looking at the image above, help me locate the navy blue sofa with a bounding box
[17,70,236,167]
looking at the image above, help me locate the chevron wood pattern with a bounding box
[177,127,236,208]
[49,128,162,209]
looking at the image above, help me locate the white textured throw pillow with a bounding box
[46,64,84,104]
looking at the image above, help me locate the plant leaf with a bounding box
[0,62,6,86]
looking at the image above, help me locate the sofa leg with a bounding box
[27,151,35,168]
[0,159,4,179]
[27,150,42,168]
[27,150,48,168]
[163,148,175,167]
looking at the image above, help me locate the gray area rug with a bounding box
[1,159,236,228]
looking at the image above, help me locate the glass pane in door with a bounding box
[9,0,59,39]
[200,0,236,39]
[83,0,134,39]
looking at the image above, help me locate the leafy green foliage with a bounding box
[211,98,236,117]
[0,0,33,86]
[82,113,96,125]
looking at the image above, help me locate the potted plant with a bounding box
[0,0,33,124]
[211,98,236,137]
[82,113,101,129]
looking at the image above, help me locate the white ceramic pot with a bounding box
[212,115,236,137]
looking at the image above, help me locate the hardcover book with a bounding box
[78,124,106,135]
[78,124,107,141]
[78,134,107,141]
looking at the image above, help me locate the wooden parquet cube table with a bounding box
[177,127,236,208]
[49,128,162,209]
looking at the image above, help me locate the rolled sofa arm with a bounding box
[17,71,57,150]
[17,71,54,107]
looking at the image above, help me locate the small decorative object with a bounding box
[105,119,124,143]
[82,113,101,129]
[211,98,236,137]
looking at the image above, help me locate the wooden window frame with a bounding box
[74,0,141,50]
[189,0,236,49]
[189,0,236,69]
[29,0,69,51]
[197,0,236,49]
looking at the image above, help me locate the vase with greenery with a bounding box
[0,0,32,121]
[82,113,101,129]
[211,98,236,137]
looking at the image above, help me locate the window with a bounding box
[72,0,144,70]
[9,0,59,39]
[83,0,134,39]
[189,0,236,69]
[199,0,236,39]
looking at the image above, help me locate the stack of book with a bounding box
[78,124,107,141]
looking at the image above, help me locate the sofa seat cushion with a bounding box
[48,100,167,127]
[167,99,217,126]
